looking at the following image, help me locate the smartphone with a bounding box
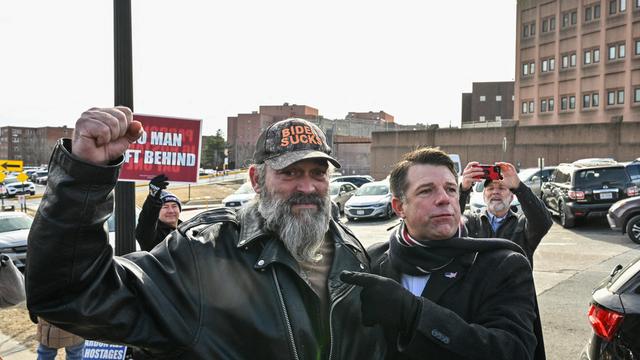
[473,164,502,181]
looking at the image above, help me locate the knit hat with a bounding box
[160,191,182,211]
[253,118,341,170]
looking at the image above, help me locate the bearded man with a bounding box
[26,108,385,360]
[459,161,552,264]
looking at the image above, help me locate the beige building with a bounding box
[516,0,640,125]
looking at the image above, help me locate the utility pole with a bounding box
[113,0,137,255]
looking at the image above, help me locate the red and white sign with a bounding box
[119,114,202,183]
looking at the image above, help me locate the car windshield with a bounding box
[356,184,389,196]
[518,168,539,181]
[574,168,629,187]
[627,164,640,181]
[329,184,341,195]
[0,215,32,232]
[235,182,255,195]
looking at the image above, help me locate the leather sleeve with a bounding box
[399,252,537,360]
[512,182,553,256]
[135,195,162,251]
[26,139,199,357]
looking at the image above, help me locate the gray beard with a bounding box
[488,200,509,213]
[257,190,331,263]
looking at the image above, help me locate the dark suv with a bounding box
[541,160,638,228]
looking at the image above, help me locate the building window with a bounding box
[584,50,591,64]
[637,0,640,8]
[583,94,591,108]
[608,90,616,105]
[618,90,625,104]
[561,96,568,110]
[540,97,555,112]
[608,42,626,60]
[634,88,640,102]
[522,63,528,75]
[595,4,601,18]
[529,101,534,113]
[530,62,535,74]
[522,102,528,114]
[479,116,486,122]
[496,95,502,101]
[610,0,627,14]
[480,95,486,102]
[570,53,577,67]
[542,19,548,33]
[541,99,548,112]
[495,116,501,121]
[522,22,536,38]
[635,39,640,55]
[542,59,548,72]
[585,6,593,21]
[571,11,578,24]
[583,48,600,65]
[562,55,568,68]
[541,16,556,33]
[549,98,555,111]
[592,93,600,107]
[569,96,576,109]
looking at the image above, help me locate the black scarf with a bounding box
[388,222,525,276]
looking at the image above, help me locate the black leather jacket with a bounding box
[26,139,386,359]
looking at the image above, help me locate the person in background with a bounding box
[459,161,552,264]
[135,173,183,251]
[341,147,538,360]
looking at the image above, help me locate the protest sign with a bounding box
[119,114,202,183]
[82,340,127,360]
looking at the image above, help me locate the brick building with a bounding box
[516,0,640,125]
[461,82,515,128]
[0,126,74,167]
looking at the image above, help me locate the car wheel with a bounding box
[386,204,394,219]
[559,202,575,228]
[626,215,640,244]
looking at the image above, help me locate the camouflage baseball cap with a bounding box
[253,118,341,170]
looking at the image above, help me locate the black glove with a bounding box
[340,270,420,333]
[149,174,169,198]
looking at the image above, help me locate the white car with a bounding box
[344,181,394,221]
[2,181,36,197]
[222,182,256,210]
[0,211,32,271]
[468,181,522,215]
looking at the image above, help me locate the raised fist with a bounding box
[72,107,143,165]
[149,174,169,198]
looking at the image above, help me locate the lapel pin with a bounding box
[444,272,457,279]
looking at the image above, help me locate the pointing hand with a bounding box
[340,270,420,333]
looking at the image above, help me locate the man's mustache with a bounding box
[286,192,324,207]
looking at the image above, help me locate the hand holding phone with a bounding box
[472,164,503,181]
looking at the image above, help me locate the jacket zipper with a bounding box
[271,267,300,360]
[328,284,355,360]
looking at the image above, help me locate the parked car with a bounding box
[607,196,640,244]
[579,256,640,359]
[518,166,556,197]
[467,181,522,215]
[541,161,638,228]
[0,211,32,271]
[623,161,640,188]
[329,181,357,214]
[3,181,36,197]
[221,182,256,211]
[344,181,394,221]
[330,175,374,188]
[29,170,48,183]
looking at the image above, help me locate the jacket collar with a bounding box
[237,204,269,248]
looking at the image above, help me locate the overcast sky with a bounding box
[0,1,516,138]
